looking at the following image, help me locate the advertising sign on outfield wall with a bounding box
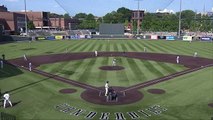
[37,37,45,40]
[166,36,175,40]
[158,36,166,39]
[151,35,158,40]
[183,36,192,41]
[46,36,55,40]
[55,36,64,40]
[70,35,80,39]
[79,35,85,39]
[201,37,212,41]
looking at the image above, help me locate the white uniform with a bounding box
[144,47,146,52]
[23,54,27,61]
[29,62,32,71]
[105,82,109,96]
[95,51,98,57]
[112,59,116,66]
[194,52,197,57]
[3,93,12,108]
[176,56,180,64]
[0,60,3,69]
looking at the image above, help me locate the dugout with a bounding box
[99,23,124,35]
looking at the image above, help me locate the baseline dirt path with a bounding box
[8,52,213,105]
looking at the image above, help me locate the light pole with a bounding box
[137,0,140,35]
[178,0,182,39]
[24,0,28,36]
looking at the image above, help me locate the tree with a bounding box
[74,13,87,20]
[49,13,63,18]
[75,13,97,29]
[27,21,35,30]
[63,13,70,19]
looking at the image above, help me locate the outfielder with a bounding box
[105,81,109,96]
[176,56,180,64]
[29,62,32,71]
[3,93,13,108]
[95,50,98,57]
[144,47,147,52]
[194,52,197,57]
[0,60,3,69]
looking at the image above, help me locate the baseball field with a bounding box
[0,39,212,120]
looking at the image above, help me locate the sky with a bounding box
[1,0,213,16]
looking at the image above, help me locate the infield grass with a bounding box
[38,57,186,87]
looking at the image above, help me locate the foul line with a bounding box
[121,64,213,92]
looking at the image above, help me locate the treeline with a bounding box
[50,7,213,32]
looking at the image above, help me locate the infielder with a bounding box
[95,50,98,57]
[29,62,32,71]
[112,59,116,66]
[23,54,27,61]
[194,52,197,57]
[176,56,180,64]
[105,81,109,96]
[3,93,13,108]
[0,60,3,69]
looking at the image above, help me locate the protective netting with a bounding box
[54,0,213,16]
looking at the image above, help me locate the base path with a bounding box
[8,52,213,105]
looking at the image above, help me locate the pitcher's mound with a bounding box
[99,66,125,71]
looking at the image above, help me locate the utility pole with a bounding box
[178,0,182,39]
[137,0,140,35]
[24,0,28,36]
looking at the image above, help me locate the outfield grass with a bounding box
[38,57,186,87]
[0,40,212,60]
[0,39,212,120]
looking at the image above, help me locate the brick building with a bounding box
[0,11,25,33]
[0,5,7,12]
[15,11,49,28]
[131,10,144,33]
[49,17,79,30]
[0,5,80,34]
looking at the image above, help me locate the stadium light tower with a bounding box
[136,0,141,35]
[178,0,182,38]
[24,0,28,36]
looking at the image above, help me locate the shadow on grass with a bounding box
[0,63,23,79]
[0,101,22,108]
[3,74,58,95]
[59,70,75,75]
[21,48,36,51]
[45,51,54,54]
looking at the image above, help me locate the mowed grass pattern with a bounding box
[38,57,186,87]
[0,40,212,120]
[0,40,212,60]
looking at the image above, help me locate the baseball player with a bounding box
[144,47,147,52]
[2,54,5,61]
[0,60,3,69]
[95,50,98,57]
[29,62,32,71]
[112,59,116,66]
[176,56,180,64]
[105,81,109,96]
[23,54,27,61]
[194,52,197,57]
[3,93,13,108]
